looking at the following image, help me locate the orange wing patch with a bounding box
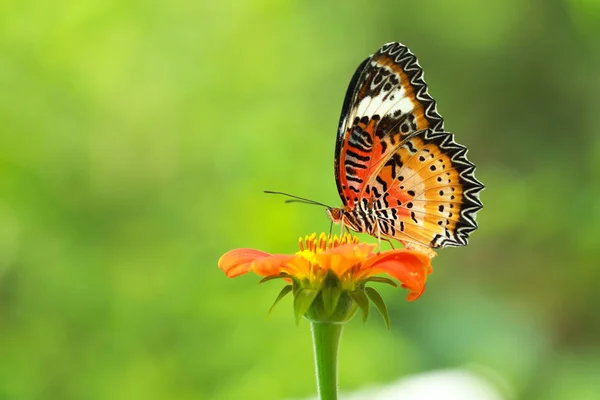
[365,129,483,250]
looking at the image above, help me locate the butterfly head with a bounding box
[327,206,363,233]
[326,207,344,223]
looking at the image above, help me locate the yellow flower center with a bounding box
[297,232,360,255]
[293,233,363,283]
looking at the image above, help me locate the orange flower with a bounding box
[219,233,433,325]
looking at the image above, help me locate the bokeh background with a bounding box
[1,0,599,399]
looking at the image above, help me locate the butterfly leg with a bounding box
[381,237,395,250]
[375,219,382,254]
[374,221,395,251]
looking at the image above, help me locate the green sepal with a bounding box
[321,272,342,318]
[266,285,293,321]
[349,290,369,324]
[364,276,398,287]
[322,287,342,318]
[259,273,291,284]
[293,288,320,326]
[365,287,391,329]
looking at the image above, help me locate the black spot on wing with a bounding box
[346,149,370,162]
[411,211,418,223]
[405,140,417,153]
[375,175,388,193]
[345,159,368,169]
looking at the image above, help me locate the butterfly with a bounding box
[324,42,484,258]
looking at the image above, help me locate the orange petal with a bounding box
[251,254,298,277]
[405,284,426,301]
[281,256,312,278]
[218,248,271,278]
[317,243,375,277]
[360,250,432,301]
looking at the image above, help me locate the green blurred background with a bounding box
[1,0,599,399]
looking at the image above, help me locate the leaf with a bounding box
[266,285,293,321]
[364,276,398,287]
[259,274,291,284]
[321,286,342,319]
[365,287,391,329]
[293,288,319,326]
[349,290,369,324]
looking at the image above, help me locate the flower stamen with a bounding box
[298,232,362,255]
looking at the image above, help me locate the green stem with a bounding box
[310,321,343,400]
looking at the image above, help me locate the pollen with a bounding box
[298,232,360,254]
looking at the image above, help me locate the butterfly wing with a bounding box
[334,42,483,252]
[368,128,483,253]
[335,42,444,208]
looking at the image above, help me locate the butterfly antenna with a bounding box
[264,190,332,208]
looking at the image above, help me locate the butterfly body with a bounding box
[330,42,484,257]
[327,203,379,236]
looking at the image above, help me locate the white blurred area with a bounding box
[292,369,506,400]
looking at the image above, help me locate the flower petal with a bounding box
[218,248,271,278]
[317,243,376,277]
[360,250,432,301]
[251,254,298,277]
